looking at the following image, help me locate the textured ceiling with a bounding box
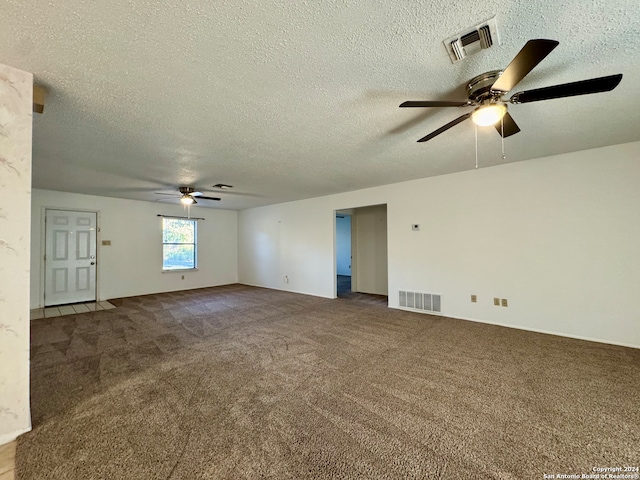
[2,0,639,209]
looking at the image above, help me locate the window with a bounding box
[162,218,197,270]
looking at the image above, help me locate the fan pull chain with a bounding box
[474,123,478,170]
[501,117,506,160]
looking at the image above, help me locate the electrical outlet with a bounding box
[471,295,477,303]
[493,297,500,306]
[101,240,111,246]
[181,275,185,280]
[284,275,289,284]
[501,298,508,307]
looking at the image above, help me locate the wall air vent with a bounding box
[443,17,499,63]
[399,290,442,314]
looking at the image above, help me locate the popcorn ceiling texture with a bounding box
[1,0,639,209]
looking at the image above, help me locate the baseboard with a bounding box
[390,305,640,350]
[238,282,335,300]
[0,426,31,446]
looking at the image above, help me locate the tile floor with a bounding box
[30,301,116,320]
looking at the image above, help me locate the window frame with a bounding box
[161,217,198,272]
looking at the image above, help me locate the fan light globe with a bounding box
[472,104,507,126]
[180,195,194,205]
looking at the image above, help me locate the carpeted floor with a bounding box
[337,275,351,297]
[17,284,640,479]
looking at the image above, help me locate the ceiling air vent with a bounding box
[443,17,499,63]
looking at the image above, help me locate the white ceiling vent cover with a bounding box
[443,17,499,63]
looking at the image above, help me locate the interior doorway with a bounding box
[336,214,352,297]
[335,205,388,303]
[44,209,97,306]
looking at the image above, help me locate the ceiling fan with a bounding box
[155,187,221,205]
[400,39,623,142]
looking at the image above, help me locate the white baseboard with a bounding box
[390,306,640,350]
[0,426,31,446]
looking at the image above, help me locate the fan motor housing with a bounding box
[467,70,505,103]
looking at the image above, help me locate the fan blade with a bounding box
[491,39,559,93]
[509,74,622,104]
[197,196,221,201]
[155,192,179,196]
[190,191,204,197]
[495,112,521,138]
[417,112,472,143]
[400,100,471,108]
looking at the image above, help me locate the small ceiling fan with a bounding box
[400,39,623,142]
[155,187,221,205]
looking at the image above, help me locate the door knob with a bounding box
[90,262,95,265]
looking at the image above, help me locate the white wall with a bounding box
[353,205,387,295]
[239,142,640,348]
[239,200,336,297]
[0,63,32,445]
[31,189,238,308]
[336,215,351,276]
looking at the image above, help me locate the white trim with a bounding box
[0,425,31,446]
[395,305,445,316]
[389,305,640,350]
[238,282,335,300]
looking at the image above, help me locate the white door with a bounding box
[45,209,97,306]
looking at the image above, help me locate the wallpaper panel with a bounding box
[0,63,32,444]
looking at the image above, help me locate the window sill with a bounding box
[162,268,198,273]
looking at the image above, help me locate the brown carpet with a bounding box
[17,284,640,479]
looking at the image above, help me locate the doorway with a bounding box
[335,205,388,302]
[44,209,97,306]
[336,214,352,296]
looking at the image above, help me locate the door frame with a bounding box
[334,204,388,299]
[38,206,101,308]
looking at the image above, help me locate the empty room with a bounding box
[1,1,639,479]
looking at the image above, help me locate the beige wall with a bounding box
[0,63,32,444]
[31,189,239,308]
[353,205,387,295]
[239,142,640,349]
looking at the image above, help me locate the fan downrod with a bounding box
[467,70,505,103]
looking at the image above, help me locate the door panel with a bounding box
[45,209,97,306]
